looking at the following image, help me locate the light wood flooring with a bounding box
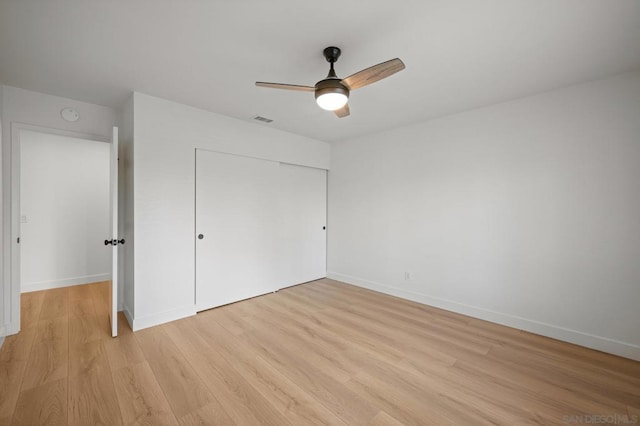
[0,279,638,425]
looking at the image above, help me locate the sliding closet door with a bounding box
[195,150,281,311]
[279,163,327,287]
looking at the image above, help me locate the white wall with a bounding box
[131,92,330,330]
[20,131,110,291]
[328,71,640,360]
[1,85,118,335]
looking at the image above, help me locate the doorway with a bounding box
[19,130,110,292]
[11,124,120,336]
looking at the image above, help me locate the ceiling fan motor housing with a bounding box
[314,78,350,100]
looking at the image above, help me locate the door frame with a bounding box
[7,123,109,335]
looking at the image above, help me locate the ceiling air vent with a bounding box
[253,116,273,123]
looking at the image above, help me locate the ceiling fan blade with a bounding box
[342,58,405,90]
[255,82,315,92]
[334,103,350,118]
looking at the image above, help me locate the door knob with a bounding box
[198,234,204,240]
[105,239,125,245]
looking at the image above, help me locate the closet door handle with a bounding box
[197,234,204,240]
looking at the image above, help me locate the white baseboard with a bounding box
[0,335,4,350]
[5,322,20,335]
[131,305,196,332]
[122,305,134,330]
[22,274,112,293]
[327,271,640,361]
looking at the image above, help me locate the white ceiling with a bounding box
[1,1,639,143]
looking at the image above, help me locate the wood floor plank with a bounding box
[68,284,94,301]
[261,292,458,370]
[201,304,254,335]
[447,358,598,423]
[345,347,510,424]
[68,370,122,425]
[0,328,35,364]
[173,318,349,425]
[294,289,492,359]
[345,372,459,426]
[0,329,36,419]
[20,291,45,330]
[21,319,68,391]
[166,318,291,426]
[233,326,379,424]
[12,377,67,426]
[104,333,145,371]
[240,307,353,383]
[38,288,69,321]
[368,411,405,426]
[498,339,640,392]
[112,361,178,426]
[135,326,215,419]
[255,295,409,375]
[69,314,108,351]
[68,298,96,318]
[260,292,408,365]
[87,282,110,317]
[69,339,111,378]
[133,325,183,362]
[486,344,638,410]
[176,402,235,426]
[251,354,349,425]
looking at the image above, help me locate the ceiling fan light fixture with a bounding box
[316,91,349,111]
[314,79,349,111]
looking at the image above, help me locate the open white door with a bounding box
[109,127,119,337]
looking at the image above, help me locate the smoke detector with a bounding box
[61,107,80,122]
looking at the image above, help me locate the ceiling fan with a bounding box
[256,47,405,118]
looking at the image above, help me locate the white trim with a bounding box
[131,305,196,332]
[10,123,109,144]
[122,304,134,330]
[0,335,4,349]
[21,274,111,293]
[110,126,119,337]
[327,271,640,362]
[4,322,19,335]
